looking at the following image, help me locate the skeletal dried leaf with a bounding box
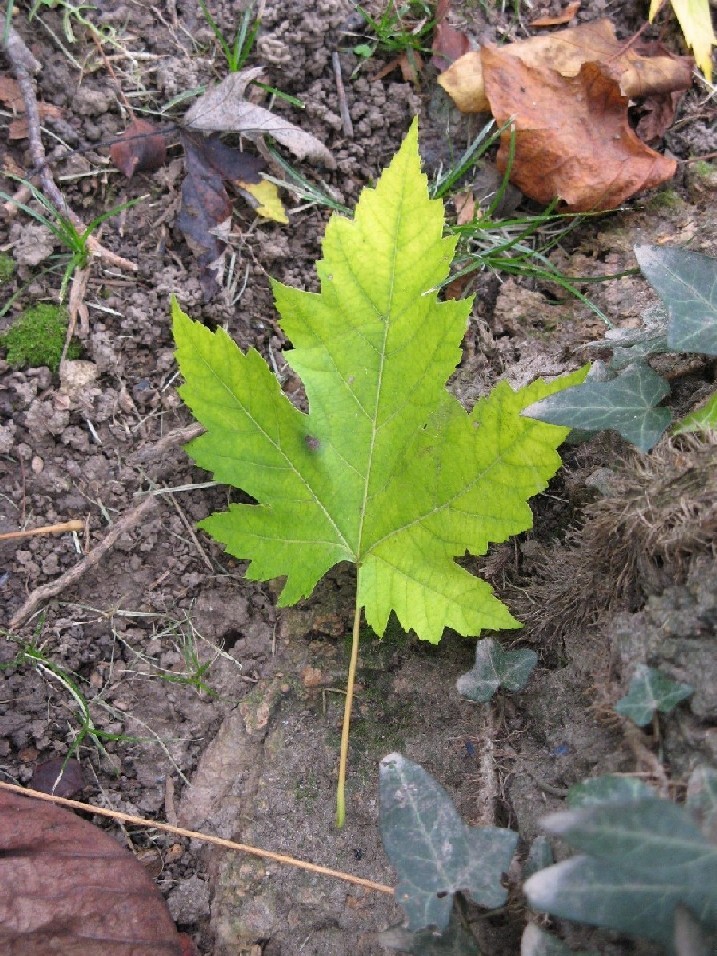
[185,72,335,168]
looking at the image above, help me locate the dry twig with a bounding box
[0,781,395,895]
[9,496,160,630]
[0,519,85,543]
[332,52,353,138]
[1,26,136,274]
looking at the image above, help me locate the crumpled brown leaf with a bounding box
[439,19,693,112]
[0,789,192,955]
[185,69,336,169]
[438,19,691,210]
[530,1,581,28]
[483,52,677,211]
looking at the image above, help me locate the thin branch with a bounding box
[0,519,85,542]
[0,780,395,895]
[2,25,136,273]
[9,496,159,630]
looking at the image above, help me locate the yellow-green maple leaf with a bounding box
[173,119,585,645]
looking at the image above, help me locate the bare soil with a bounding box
[1,2,717,954]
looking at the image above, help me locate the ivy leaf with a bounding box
[379,911,481,954]
[686,766,717,842]
[635,244,717,355]
[601,304,669,370]
[525,800,717,945]
[521,924,597,956]
[523,362,671,452]
[615,664,694,726]
[456,637,537,702]
[173,119,584,644]
[567,774,658,808]
[379,753,518,932]
[523,835,554,881]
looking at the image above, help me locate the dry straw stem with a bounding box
[0,781,395,895]
[0,519,85,542]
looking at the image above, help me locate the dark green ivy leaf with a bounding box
[615,664,694,727]
[523,362,671,452]
[379,753,518,932]
[521,924,597,956]
[635,245,717,356]
[686,766,717,842]
[456,637,537,703]
[525,800,717,946]
[567,774,658,809]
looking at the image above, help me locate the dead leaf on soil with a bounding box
[438,19,690,210]
[109,118,167,178]
[650,0,715,83]
[176,131,266,297]
[432,0,470,69]
[184,70,336,169]
[0,73,63,140]
[530,1,581,28]
[484,52,677,210]
[439,19,692,111]
[238,178,288,224]
[0,789,192,955]
[30,757,84,797]
[373,50,424,84]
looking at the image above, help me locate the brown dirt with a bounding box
[1,1,716,954]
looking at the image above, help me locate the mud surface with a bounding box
[1,1,717,953]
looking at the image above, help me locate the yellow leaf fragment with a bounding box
[240,178,288,224]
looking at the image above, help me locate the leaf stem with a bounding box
[336,598,361,827]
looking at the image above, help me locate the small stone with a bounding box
[30,455,44,474]
[167,875,211,923]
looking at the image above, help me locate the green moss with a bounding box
[692,160,716,179]
[0,253,14,285]
[0,303,81,373]
[643,189,684,212]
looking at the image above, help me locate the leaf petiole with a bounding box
[336,596,362,828]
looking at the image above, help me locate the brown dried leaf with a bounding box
[0,74,63,140]
[431,0,470,69]
[530,1,581,27]
[0,74,23,110]
[0,789,188,955]
[176,132,232,299]
[439,19,693,112]
[110,118,167,178]
[176,132,266,298]
[483,52,677,210]
[184,71,336,168]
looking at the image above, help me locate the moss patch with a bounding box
[0,253,14,284]
[0,303,81,372]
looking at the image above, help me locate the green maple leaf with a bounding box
[172,119,585,823]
